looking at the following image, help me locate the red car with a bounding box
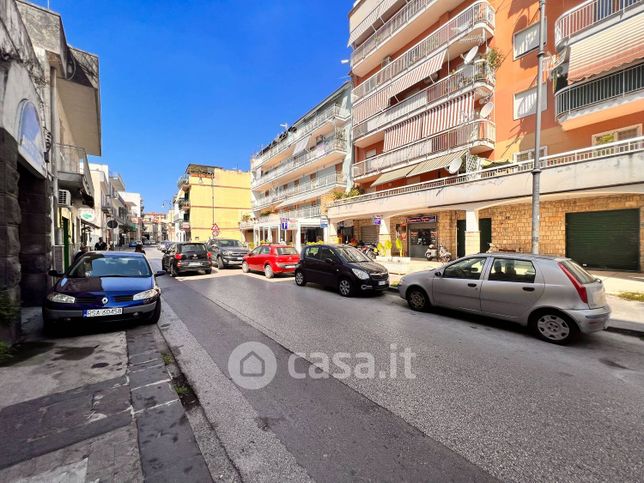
[242,244,300,278]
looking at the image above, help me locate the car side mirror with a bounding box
[48,269,64,277]
[435,271,442,277]
[155,270,167,277]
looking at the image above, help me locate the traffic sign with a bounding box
[211,223,220,237]
[372,215,382,226]
[280,217,289,230]
[320,215,329,228]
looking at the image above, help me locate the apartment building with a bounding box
[241,83,352,250]
[176,164,251,242]
[327,0,643,270]
[120,191,144,242]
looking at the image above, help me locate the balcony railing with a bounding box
[252,104,349,168]
[352,1,495,101]
[556,63,644,118]
[352,0,439,66]
[353,120,495,178]
[253,173,345,208]
[354,60,494,139]
[332,136,644,208]
[55,143,94,198]
[252,136,347,187]
[178,199,191,211]
[177,174,189,190]
[554,0,643,46]
[243,205,323,228]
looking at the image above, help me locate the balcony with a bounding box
[554,0,643,48]
[252,104,350,169]
[177,174,190,191]
[353,120,495,179]
[101,196,112,213]
[354,60,494,144]
[252,135,347,189]
[243,204,322,229]
[329,136,644,219]
[55,143,95,206]
[352,1,495,101]
[178,199,191,212]
[351,0,464,74]
[555,63,644,129]
[281,204,322,220]
[253,173,346,209]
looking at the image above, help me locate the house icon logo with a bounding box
[228,341,276,390]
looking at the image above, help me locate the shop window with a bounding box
[442,257,487,280]
[513,146,548,163]
[513,21,544,59]
[489,259,536,283]
[513,85,548,119]
[592,125,641,145]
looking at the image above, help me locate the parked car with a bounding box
[295,244,389,296]
[398,253,610,345]
[161,242,212,276]
[207,238,249,268]
[128,240,140,248]
[242,244,300,278]
[43,251,165,333]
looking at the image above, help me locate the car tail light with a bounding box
[559,262,588,303]
[207,252,212,260]
[174,253,183,260]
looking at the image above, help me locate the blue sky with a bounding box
[35,0,351,212]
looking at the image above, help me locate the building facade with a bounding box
[176,164,251,242]
[242,83,352,251]
[328,0,643,270]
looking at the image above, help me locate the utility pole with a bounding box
[531,0,546,254]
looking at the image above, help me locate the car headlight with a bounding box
[352,268,370,280]
[399,276,406,284]
[133,288,159,301]
[222,250,232,256]
[47,292,76,304]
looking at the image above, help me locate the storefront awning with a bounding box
[292,135,311,156]
[389,50,445,99]
[371,165,414,187]
[568,14,644,82]
[406,150,466,177]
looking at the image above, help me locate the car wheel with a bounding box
[295,270,306,286]
[264,264,274,279]
[217,256,225,269]
[530,311,580,345]
[407,287,429,311]
[204,268,212,275]
[338,278,354,297]
[144,300,162,324]
[242,261,250,273]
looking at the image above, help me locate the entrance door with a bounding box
[566,209,639,271]
[457,218,492,257]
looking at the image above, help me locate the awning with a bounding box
[276,185,340,209]
[389,50,445,99]
[348,0,399,46]
[423,92,474,137]
[383,113,424,151]
[407,150,466,176]
[353,87,391,124]
[371,165,414,187]
[292,135,311,156]
[568,13,644,82]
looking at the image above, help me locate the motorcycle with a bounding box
[358,242,378,260]
[425,244,452,263]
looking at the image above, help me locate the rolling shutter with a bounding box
[361,225,379,244]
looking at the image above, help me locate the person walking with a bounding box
[134,243,146,255]
[94,237,108,251]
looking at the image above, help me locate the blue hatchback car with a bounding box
[43,251,165,332]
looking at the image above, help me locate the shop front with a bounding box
[406,215,438,259]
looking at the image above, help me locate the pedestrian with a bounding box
[72,245,89,264]
[94,237,107,251]
[134,244,146,255]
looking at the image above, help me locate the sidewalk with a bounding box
[0,311,212,482]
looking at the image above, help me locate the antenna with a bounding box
[340,59,350,64]
[479,102,494,119]
[280,123,288,130]
[447,156,464,174]
[462,46,478,65]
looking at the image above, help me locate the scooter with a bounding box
[425,244,452,262]
[359,243,378,259]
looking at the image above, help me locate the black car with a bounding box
[295,244,389,296]
[207,238,249,268]
[161,242,212,276]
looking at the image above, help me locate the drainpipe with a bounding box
[50,66,59,249]
[531,0,546,254]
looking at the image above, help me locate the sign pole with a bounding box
[531,0,546,254]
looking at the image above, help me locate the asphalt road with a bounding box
[148,250,644,482]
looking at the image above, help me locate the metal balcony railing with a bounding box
[253,173,345,208]
[177,174,189,190]
[252,104,349,168]
[352,0,440,66]
[281,204,322,219]
[554,0,643,46]
[333,136,644,208]
[353,120,496,178]
[556,63,644,117]
[178,199,191,211]
[252,136,347,187]
[352,1,495,101]
[54,143,94,198]
[354,60,495,139]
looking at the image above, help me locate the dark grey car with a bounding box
[207,238,249,268]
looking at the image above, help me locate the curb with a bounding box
[605,326,644,338]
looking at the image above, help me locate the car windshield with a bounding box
[68,254,152,278]
[277,247,298,255]
[180,244,206,253]
[335,246,371,263]
[215,239,244,248]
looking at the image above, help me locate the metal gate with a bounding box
[360,225,379,244]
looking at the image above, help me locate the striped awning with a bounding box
[292,135,311,156]
[353,87,391,124]
[371,165,414,187]
[276,185,339,209]
[568,13,644,82]
[389,50,446,99]
[383,113,424,151]
[348,0,399,46]
[423,92,474,137]
[407,150,466,176]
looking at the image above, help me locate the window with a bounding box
[305,246,320,259]
[69,255,152,278]
[513,85,548,119]
[276,247,298,255]
[250,247,261,256]
[489,259,536,283]
[513,21,543,59]
[513,146,548,163]
[442,257,487,280]
[592,125,642,145]
[318,247,337,261]
[179,244,206,254]
[366,149,377,159]
[259,246,270,255]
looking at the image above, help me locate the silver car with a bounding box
[398,253,610,344]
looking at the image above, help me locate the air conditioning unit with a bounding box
[381,55,392,68]
[58,189,72,206]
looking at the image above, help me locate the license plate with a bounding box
[378,280,387,286]
[228,260,242,264]
[83,308,123,317]
[285,264,296,269]
[189,262,203,267]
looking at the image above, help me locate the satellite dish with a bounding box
[479,102,494,119]
[462,46,478,65]
[447,157,463,174]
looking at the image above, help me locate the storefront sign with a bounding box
[320,216,329,228]
[280,217,289,230]
[407,215,437,224]
[79,208,96,223]
[372,215,382,226]
[17,101,46,178]
[339,220,353,228]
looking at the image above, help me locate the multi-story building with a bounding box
[176,164,251,242]
[328,0,643,270]
[142,212,167,242]
[89,163,112,245]
[120,191,144,242]
[242,83,352,250]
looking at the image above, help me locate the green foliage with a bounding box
[395,238,404,257]
[486,47,505,72]
[618,292,644,302]
[0,292,19,328]
[306,240,324,246]
[161,352,173,365]
[174,384,189,396]
[384,240,392,256]
[334,186,365,200]
[377,242,385,254]
[0,341,11,364]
